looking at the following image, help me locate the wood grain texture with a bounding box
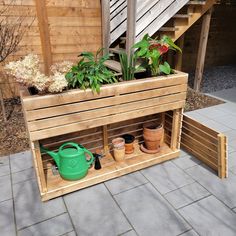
[20,72,188,141]
[35,0,52,75]
[180,114,228,178]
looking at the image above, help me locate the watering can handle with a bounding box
[59,142,80,152]
[84,149,94,166]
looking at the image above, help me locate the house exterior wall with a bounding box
[182,2,236,72]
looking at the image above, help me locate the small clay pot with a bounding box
[122,134,135,154]
[113,147,125,162]
[112,137,125,162]
[143,124,163,152]
[112,137,125,149]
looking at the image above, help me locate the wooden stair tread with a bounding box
[159,27,179,32]
[109,47,126,54]
[188,1,206,5]
[104,60,122,72]
[173,13,193,18]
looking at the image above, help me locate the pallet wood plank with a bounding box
[27,92,186,132]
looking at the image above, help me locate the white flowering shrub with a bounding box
[5,54,71,93]
[50,61,73,75]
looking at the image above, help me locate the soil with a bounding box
[0,87,224,157]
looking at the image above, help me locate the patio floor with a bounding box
[1,88,236,236]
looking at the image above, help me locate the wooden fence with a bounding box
[0,0,102,98]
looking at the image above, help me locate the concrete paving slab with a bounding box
[229,143,236,154]
[121,230,138,236]
[141,162,194,194]
[180,149,190,158]
[184,111,209,123]
[186,164,236,208]
[105,171,148,195]
[164,182,210,209]
[223,129,236,141]
[18,213,73,236]
[12,168,36,184]
[211,88,236,103]
[211,114,236,130]
[0,155,9,166]
[10,151,33,173]
[13,179,66,230]
[0,164,10,177]
[172,155,201,170]
[228,145,236,153]
[61,231,76,236]
[196,106,232,119]
[179,229,199,236]
[179,195,236,236]
[114,183,191,236]
[215,102,236,114]
[64,184,131,236]
[0,200,16,236]
[198,119,232,133]
[227,151,236,168]
[0,174,12,202]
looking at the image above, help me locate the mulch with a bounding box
[0,87,224,157]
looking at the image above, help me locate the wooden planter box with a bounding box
[20,71,188,201]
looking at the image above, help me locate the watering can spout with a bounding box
[40,145,60,168]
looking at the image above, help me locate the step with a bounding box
[188,0,206,5]
[159,27,179,32]
[104,60,122,72]
[173,13,192,19]
[109,47,126,54]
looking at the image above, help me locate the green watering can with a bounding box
[40,142,94,181]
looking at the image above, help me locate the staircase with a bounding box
[102,0,216,73]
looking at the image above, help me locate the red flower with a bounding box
[149,43,169,55]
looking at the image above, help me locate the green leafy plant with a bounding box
[119,51,136,81]
[133,34,181,76]
[65,48,117,93]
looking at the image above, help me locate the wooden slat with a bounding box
[27,93,186,131]
[136,0,189,41]
[180,114,228,178]
[170,109,182,150]
[104,60,122,72]
[29,100,185,140]
[35,0,52,75]
[217,134,227,178]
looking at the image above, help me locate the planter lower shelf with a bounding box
[40,142,179,201]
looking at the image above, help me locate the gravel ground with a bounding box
[188,65,236,93]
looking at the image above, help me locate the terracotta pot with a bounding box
[143,124,163,151]
[113,147,125,162]
[122,134,135,154]
[112,137,125,162]
[112,137,125,149]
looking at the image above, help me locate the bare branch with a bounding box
[0,0,35,62]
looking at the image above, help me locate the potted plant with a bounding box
[119,51,136,81]
[133,34,182,76]
[66,48,117,93]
